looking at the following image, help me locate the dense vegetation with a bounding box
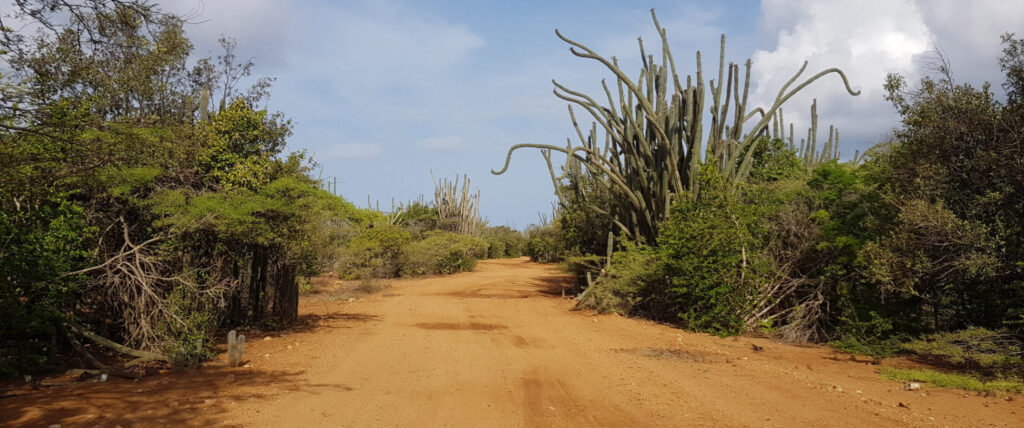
[0,1,522,377]
[504,13,1024,383]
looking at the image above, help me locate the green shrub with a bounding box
[657,165,775,335]
[159,285,219,370]
[900,327,1024,378]
[336,224,412,279]
[829,312,903,361]
[0,194,90,376]
[524,224,565,263]
[399,231,487,276]
[565,254,605,288]
[575,245,667,316]
[879,367,1024,393]
[482,226,526,258]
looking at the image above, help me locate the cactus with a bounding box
[790,98,843,167]
[227,329,245,367]
[198,87,211,123]
[431,171,481,235]
[492,9,859,243]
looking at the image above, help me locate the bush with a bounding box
[0,194,90,376]
[336,224,413,279]
[481,226,526,258]
[657,166,775,335]
[575,245,667,316]
[399,231,488,276]
[524,224,565,263]
[829,312,903,361]
[901,327,1024,378]
[879,367,1024,393]
[159,285,220,370]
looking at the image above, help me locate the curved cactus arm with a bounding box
[553,83,621,137]
[492,143,650,226]
[555,29,673,147]
[650,9,682,94]
[734,66,860,182]
[566,105,591,148]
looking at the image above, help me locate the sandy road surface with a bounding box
[3,258,1022,427]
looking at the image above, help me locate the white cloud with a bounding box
[415,136,466,151]
[325,143,382,160]
[750,0,932,153]
[161,0,298,69]
[915,0,1024,88]
[750,0,1024,156]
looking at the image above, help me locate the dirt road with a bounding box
[3,258,1022,427]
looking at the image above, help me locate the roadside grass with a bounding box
[879,367,1024,394]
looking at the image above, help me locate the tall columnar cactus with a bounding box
[227,329,245,367]
[432,171,481,236]
[791,98,843,166]
[198,87,211,123]
[492,9,859,243]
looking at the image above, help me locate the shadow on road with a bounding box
[0,366,354,427]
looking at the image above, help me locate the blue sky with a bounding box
[159,0,1022,228]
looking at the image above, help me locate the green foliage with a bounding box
[746,136,804,183]
[0,1,367,374]
[900,328,1024,378]
[400,201,439,235]
[159,285,220,369]
[575,244,664,316]
[336,224,413,279]
[524,223,566,263]
[658,165,775,335]
[481,226,526,258]
[0,193,91,376]
[879,367,1024,393]
[829,312,903,361]
[400,231,488,276]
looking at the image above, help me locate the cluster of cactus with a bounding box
[769,99,842,166]
[492,9,859,244]
[432,171,481,235]
[227,329,245,367]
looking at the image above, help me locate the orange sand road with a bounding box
[3,258,1022,427]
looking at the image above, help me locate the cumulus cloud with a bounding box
[915,0,1024,88]
[750,0,1024,155]
[415,136,466,151]
[750,0,932,153]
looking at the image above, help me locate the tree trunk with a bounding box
[272,262,299,325]
[249,246,266,322]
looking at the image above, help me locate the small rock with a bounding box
[243,364,251,368]
[48,424,61,428]
[204,399,214,404]
[1005,396,1013,402]
[348,298,355,302]
[263,336,272,341]
[904,382,921,391]
[856,390,863,394]
[287,345,293,350]
[263,353,270,358]
[547,406,556,411]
